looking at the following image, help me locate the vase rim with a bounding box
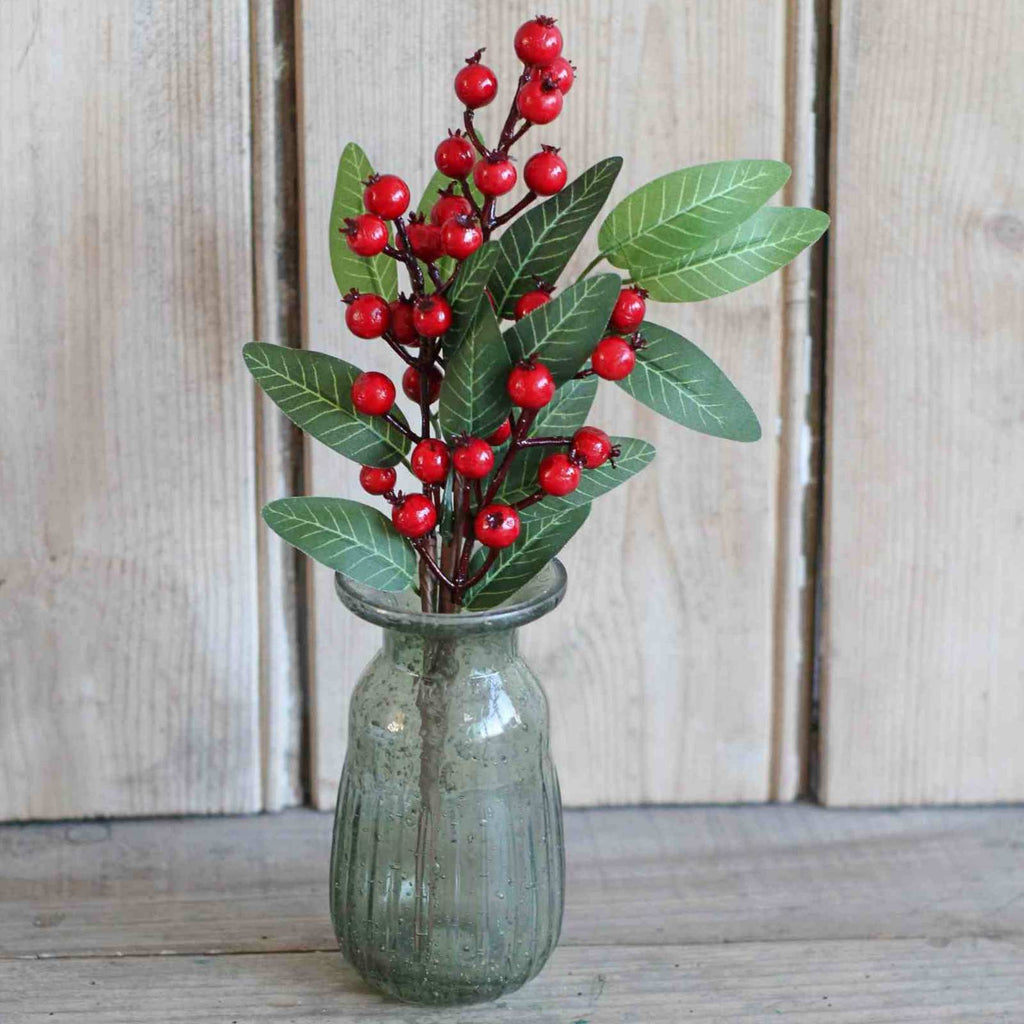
[333,559,567,636]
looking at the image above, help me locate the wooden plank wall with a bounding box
[819,0,1024,804]
[298,0,815,808]
[8,0,1020,819]
[0,0,300,818]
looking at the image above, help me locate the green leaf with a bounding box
[443,241,500,359]
[262,497,416,591]
[243,342,411,466]
[598,160,791,270]
[329,143,398,303]
[629,207,830,302]
[464,506,590,610]
[614,322,761,441]
[503,273,620,385]
[496,377,598,499]
[489,157,622,317]
[502,437,656,518]
[438,304,511,441]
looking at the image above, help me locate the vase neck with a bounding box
[382,626,519,664]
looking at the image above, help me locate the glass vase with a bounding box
[329,560,567,1006]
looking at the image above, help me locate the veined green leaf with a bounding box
[496,377,598,499]
[443,242,500,359]
[598,160,791,269]
[630,207,830,302]
[244,343,411,466]
[502,437,656,518]
[329,143,398,302]
[615,322,761,441]
[263,497,416,591]
[438,304,511,441]
[503,273,620,385]
[464,505,590,610]
[489,157,622,317]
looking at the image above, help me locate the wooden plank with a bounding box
[5,938,1024,1022]
[820,0,1024,803]
[0,1,260,817]
[250,0,305,810]
[298,0,794,809]
[3,806,1022,959]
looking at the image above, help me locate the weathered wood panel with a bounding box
[298,0,801,808]
[3,806,1022,959]
[0,1,261,817]
[820,0,1024,803]
[6,938,1023,1022]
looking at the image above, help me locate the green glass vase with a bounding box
[329,561,567,1006]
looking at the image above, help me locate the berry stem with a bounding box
[391,216,427,296]
[481,408,538,507]
[383,413,420,443]
[492,190,537,228]
[462,547,498,591]
[513,490,547,511]
[382,332,420,367]
[462,110,489,157]
[517,435,570,448]
[415,538,456,590]
[575,250,610,282]
[456,178,484,220]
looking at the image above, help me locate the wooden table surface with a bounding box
[2,805,1023,1022]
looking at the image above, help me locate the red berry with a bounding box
[392,493,437,538]
[486,419,512,446]
[571,426,613,469]
[350,371,395,416]
[514,289,553,320]
[538,452,581,496]
[473,158,517,197]
[591,336,636,380]
[434,131,476,179]
[411,438,450,484]
[406,218,444,263]
[430,192,473,227]
[389,296,418,344]
[344,292,390,339]
[412,296,452,337]
[402,365,443,404]
[441,214,483,260]
[454,51,498,109]
[530,55,575,94]
[514,16,563,65]
[516,76,563,124]
[524,147,568,196]
[343,213,388,256]
[452,437,495,478]
[507,360,556,409]
[610,286,647,331]
[474,503,521,549]
[363,174,410,220]
[359,465,397,496]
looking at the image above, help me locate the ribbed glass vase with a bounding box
[329,561,567,1006]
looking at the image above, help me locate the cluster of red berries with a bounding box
[338,16,640,563]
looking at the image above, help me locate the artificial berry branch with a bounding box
[248,13,829,620]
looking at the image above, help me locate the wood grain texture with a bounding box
[250,0,305,811]
[6,938,1024,1022]
[0,1,260,817]
[820,0,1024,803]
[298,0,795,809]
[3,806,1022,959]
